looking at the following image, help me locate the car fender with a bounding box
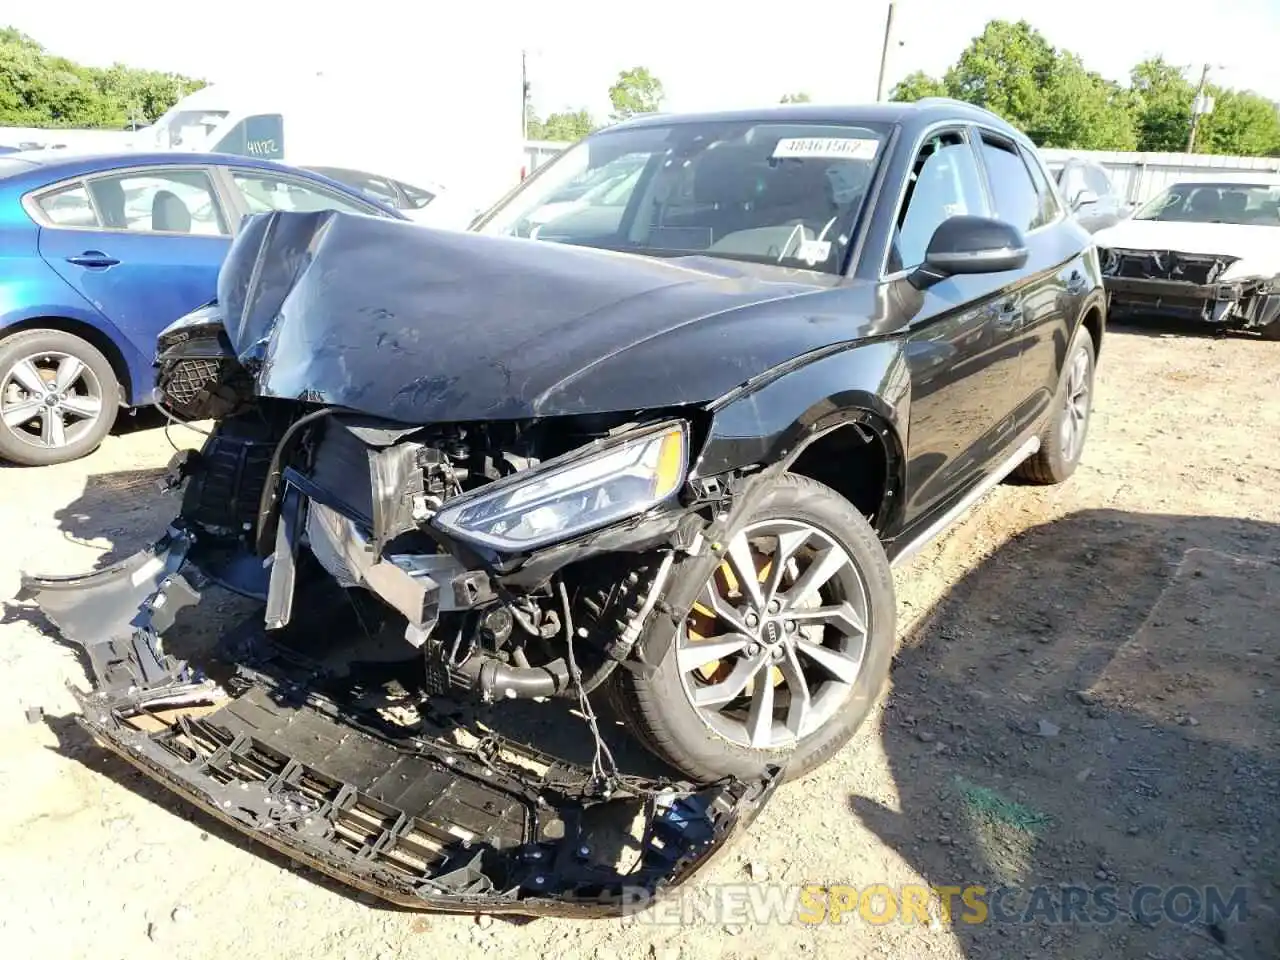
[0,265,150,406]
[692,338,910,484]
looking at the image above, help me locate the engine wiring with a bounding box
[156,401,212,453]
[558,577,621,792]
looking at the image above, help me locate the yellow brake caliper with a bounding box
[689,549,785,692]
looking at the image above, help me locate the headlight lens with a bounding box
[432,422,688,551]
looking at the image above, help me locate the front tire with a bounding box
[1015,324,1096,485]
[0,329,118,466]
[610,473,896,784]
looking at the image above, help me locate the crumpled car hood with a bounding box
[216,210,850,423]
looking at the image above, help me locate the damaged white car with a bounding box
[1095,180,1280,338]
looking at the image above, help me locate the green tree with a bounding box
[779,91,811,103]
[1129,57,1195,152]
[889,71,946,102]
[1033,54,1137,150]
[0,26,203,129]
[942,19,1058,133]
[608,66,664,122]
[1198,87,1280,156]
[882,20,1276,156]
[527,108,596,142]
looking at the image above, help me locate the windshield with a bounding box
[476,119,890,273]
[149,109,230,150]
[1132,183,1280,226]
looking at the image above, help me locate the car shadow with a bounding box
[0,407,171,470]
[49,466,177,569]
[1107,314,1261,340]
[851,508,1279,958]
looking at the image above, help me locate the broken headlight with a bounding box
[432,421,688,551]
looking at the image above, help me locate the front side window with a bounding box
[399,181,436,209]
[309,167,403,207]
[890,130,988,272]
[476,119,892,274]
[229,171,379,217]
[979,135,1042,232]
[1084,163,1113,198]
[1057,161,1088,205]
[84,170,227,235]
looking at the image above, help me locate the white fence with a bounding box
[522,139,1280,205]
[1038,148,1280,204]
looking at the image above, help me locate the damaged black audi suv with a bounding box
[22,99,1105,914]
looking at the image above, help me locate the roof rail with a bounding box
[913,97,1016,127]
[914,96,982,111]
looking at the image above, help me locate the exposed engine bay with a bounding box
[1099,246,1280,333]
[168,392,699,708]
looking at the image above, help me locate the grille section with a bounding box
[163,357,224,406]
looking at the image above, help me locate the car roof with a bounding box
[605,98,1030,145]
[0,150,330,188]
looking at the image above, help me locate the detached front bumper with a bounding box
[1103,276,1255,324]
[19,527,778,917]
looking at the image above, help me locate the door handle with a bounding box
[994,299,1023,331]
[66,251,119,268]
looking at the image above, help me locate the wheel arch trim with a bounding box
[691,339,912,536]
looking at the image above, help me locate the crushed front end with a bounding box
[20,399,777,916]
[1099,246,1280,332]
[17,211,785,916]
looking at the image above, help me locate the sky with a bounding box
[6,0,1279,122]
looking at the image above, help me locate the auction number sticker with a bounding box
[772,137,880,160]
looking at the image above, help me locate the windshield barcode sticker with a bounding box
[797,239,832,265]
[773,137,879,160]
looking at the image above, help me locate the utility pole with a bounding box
[874,1,897,102]
[521,48,529,141]
[1186,63,1212,154]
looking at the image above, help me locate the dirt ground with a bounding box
[1,322,1278,960]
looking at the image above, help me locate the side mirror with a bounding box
[1070,188,1100,211]
[908,216,1029,291]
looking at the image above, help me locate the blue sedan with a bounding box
[0,150,405,465]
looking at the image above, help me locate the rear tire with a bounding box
[609,473,896,784]
[1260,317,1280,342]
[0,329,118,466]
[1015,324,1096,485]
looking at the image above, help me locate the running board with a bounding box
[888,435,1040,569]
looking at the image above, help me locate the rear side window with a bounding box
[1019,146,1061,227]
[979,135,1043,232]
[37,183,97,227]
